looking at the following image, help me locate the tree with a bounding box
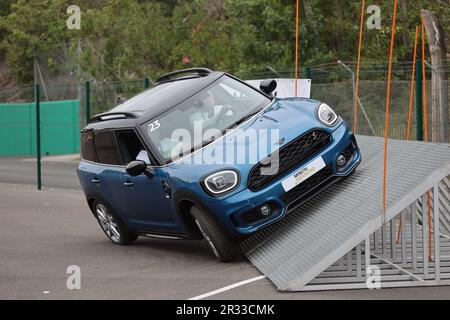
[0,0,449,84]
[0,0,78,82]
[422,9,449,142]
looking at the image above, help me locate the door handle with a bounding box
[123,182,134,187]
[91,178,100,183]
[162,181,171,199]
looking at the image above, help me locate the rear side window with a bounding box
[81,131,95,162]
[94,131,123,165]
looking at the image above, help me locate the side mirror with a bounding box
[259,79,277,96]
[126,160,155,178]
[126,160,147,177]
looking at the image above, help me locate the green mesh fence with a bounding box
[0,78,152,156]
[0,100,80,156]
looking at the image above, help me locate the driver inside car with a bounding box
[155,88,242,162]
[190,90,217,125]
[190,90,235,129]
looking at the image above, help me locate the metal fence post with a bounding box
[304,66,312,79]
[144,77,150,89]
[416,61,424,141]
[35,84,42,190]
[85,81,91,124]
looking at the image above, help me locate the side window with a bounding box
[81,131,95,162]
[116,130,147,164]
[94,131,123,165]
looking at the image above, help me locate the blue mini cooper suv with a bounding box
[77,68,361,261]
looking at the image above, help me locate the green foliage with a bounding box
[79,0,169,80]
[0,0,448,84]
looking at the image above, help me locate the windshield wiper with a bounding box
[186,136,218,156]
[228,108,262,130]
[171,109,263,163]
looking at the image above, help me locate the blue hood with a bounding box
[164,98,342,200]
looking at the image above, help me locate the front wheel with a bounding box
[94,200,138,245]
[190,206,241,262]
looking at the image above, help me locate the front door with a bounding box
[115,130,179,233]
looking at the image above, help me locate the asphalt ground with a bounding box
[0,156,80,190]
[2,182,450,299]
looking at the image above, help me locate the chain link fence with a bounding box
[88,79,149,119]
[0,78,153,156]
[0,78,152,125]
[0,60,449,156]
[243,61,450,143]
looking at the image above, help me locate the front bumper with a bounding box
[207,122,362,237]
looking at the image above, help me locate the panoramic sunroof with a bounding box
[110,77,201,114]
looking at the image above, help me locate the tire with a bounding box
[190,205,241,262]
[93,200,138,245]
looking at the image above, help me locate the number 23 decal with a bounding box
[148,120,160,132]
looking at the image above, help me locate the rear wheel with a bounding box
[94,200,138,245]
[190,206,241,262]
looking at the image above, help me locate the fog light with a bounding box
[259,204,272,217]
[337,154,347,166]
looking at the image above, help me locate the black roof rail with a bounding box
[156,68,212,84]
[89,112,137,123]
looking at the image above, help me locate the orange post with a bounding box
[421,16,432,262]
[382,0,398,214]
[397,25,419,244]
[294,0,300,97]
[353,0,365,133]
[406,26,419,141]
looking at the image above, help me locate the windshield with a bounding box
[143,75,272,164]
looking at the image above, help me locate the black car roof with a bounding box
[84,70,224,131]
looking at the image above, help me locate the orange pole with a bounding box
[294,0,299,97]
[353,0,365,133]
[382,0,398,214]
[406,26,419,141]
[397,26,419,244]
[421,16,432,262]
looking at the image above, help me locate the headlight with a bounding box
[202,170,239,195]
[317,103,338,126]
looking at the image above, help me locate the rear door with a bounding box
[115,129,180,233]
[77,130,96,189]
[90,130,128,221]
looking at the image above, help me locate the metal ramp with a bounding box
[242,135,450,291]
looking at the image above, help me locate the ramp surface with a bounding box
[242,135,450,291]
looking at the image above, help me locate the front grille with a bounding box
[281,164,335,209]
[248,129,331,190]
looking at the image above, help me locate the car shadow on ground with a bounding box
[130,237,248,263]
